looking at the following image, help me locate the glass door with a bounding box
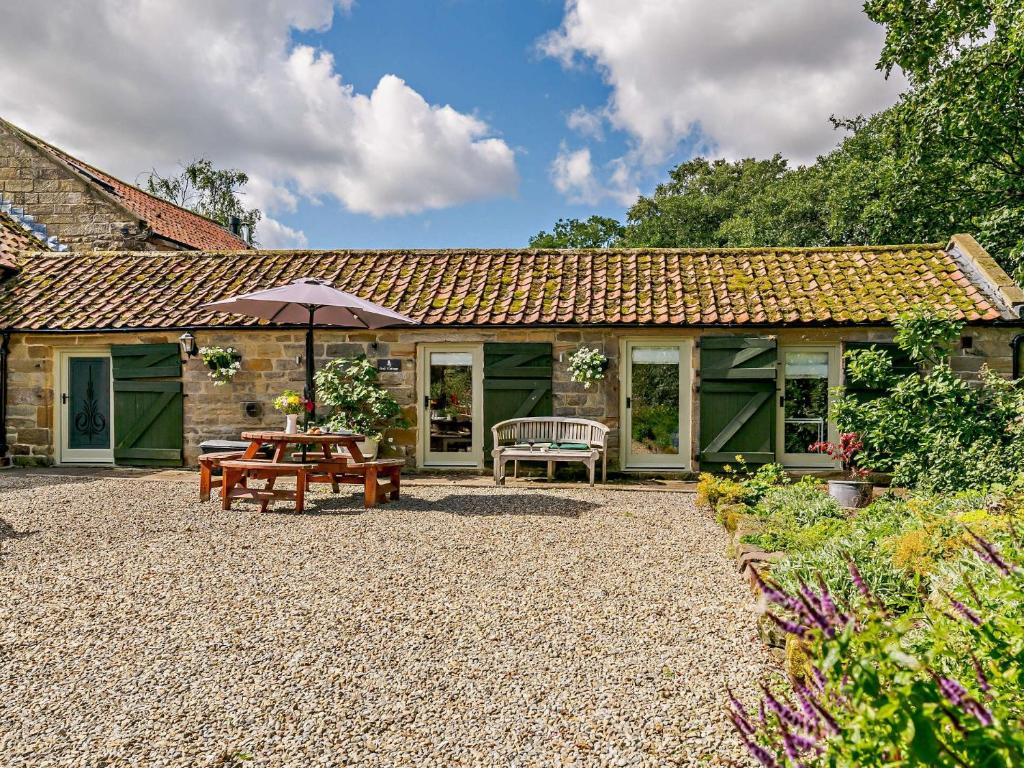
[419,345,483,467]
[59,351,113,464]
[622,341,691,470]
[777,347,839,467]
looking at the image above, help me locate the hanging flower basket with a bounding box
[198,346,241,385]
[567,346,608,389]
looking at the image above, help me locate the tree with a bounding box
[528,215,625,248]
[142,159,261,247]
[864,0,1024,276]
[621,155,829,248]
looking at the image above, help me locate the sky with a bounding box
[0,1,905,249]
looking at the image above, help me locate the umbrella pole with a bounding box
[303,311,315,464]
[304,314,316,427]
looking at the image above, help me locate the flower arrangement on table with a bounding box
[567,346,608,389]
[273,390,310,415]
[198,346,241,385]
[273,389,313,433]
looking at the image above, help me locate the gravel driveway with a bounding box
[0,473,770,767]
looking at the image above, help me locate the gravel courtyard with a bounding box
[0,473,770,767]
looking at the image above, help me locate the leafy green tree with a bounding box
[865,0,1024,276]
[528,215,625,248]
[142,159,262,247]
[621,156,825,248]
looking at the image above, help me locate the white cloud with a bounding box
[567,107,605,141]
[0,0,517,225]
[550,143,637,206]
[540,0,905,165]
[258,217,309,249]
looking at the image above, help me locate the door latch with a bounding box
[61,393,68,405]
[625,396,631,409]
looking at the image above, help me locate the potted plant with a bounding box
[198,346,241,385]
[273,389,309,434]
[567,346,608,389]
[809,432,872,508]
[314,356,408,459]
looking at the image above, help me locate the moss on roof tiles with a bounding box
[0,244,1011,330]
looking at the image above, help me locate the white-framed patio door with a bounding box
[621,340,692,470]
[417,344,484,468]
[57,350,114,464]
[776,346,840,468]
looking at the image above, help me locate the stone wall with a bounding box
[6,324,1019,470]
[0,123,153,251]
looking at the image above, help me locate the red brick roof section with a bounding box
[8,123,249,251]
[0,211,46,270]
[0,244,1011,331]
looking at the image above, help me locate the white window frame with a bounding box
[417,344,484,469]
[56,348,115,465]
[619,338,693,471]
[776,345,841,469]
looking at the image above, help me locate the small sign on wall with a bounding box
[376,358,402,373]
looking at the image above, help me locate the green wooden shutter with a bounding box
[699,336,777,468]
[111,343,183,466]
[842,341,915,403]
[483,342,553,454]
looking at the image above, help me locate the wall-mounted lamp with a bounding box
[179,331,198,359]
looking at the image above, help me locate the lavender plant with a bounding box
[733,536,1024,766]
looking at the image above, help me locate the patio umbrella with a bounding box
[202,277,417,424]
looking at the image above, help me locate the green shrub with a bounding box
[314,355,408,441]
[698,459,789,513]
[732,536,1024,766]
[772,494,925,612]
[833,308,1024,492]
[696,473,748,510]
[742,478,847,553]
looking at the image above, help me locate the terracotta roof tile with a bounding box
[0,244,1015,331]
[0,212,46,268]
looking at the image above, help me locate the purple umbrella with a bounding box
[203,277,417,423]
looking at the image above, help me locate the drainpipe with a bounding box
[0,332,10,466]
[1012,334,1024,380]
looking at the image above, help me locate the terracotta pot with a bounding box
[827,479,872,509]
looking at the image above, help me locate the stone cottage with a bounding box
[0,234,1020,474]
[0,116,249,252]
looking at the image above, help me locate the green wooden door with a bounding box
[483,342,553,454]
[111,344,183,466]
[699,336,777,469]
[67,357,111,450]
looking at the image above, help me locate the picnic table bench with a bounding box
[205,431,404,512]
[491,417,609,486]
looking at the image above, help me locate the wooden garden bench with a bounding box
[219,459,315,513]
[491,417,609,486]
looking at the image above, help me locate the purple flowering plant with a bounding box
[732,535,1024,766]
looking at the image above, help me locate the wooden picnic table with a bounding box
[218,430,402,512]
[239,429,366,464]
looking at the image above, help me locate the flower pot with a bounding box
[358,437,379,460]
[285,414,299,434]
[827,479,872,509]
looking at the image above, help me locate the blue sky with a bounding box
[288,0,638,248]
[0,0,904,250]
